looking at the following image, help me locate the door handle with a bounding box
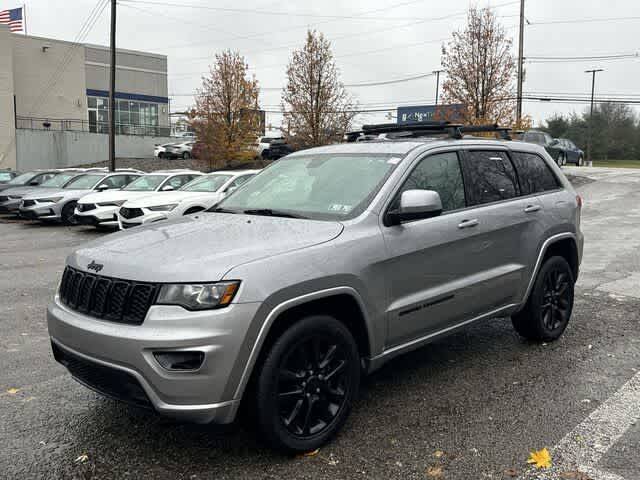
[524,204,541,213]
[458,219,479,229]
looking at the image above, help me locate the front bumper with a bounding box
[47,296,261,424]
[75,206,119,227]
[118,210,169,229]
[19,202,61,220]
[0,200,21,213]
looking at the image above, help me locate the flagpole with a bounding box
[23,3,27,34]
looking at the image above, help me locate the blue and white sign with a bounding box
[397,104,465,124]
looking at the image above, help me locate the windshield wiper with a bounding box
[243,208,307,219]
[210,207,238,214]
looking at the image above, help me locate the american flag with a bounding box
[0,7,24,32]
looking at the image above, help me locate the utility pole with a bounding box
[108,0,117,172]
[433,70,444,105]
[515,0,525,124]
[585,69,603,167]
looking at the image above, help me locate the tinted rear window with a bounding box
[511,152,560,195]
[460,151,519,206]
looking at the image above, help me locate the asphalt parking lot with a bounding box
[1,166,638,480]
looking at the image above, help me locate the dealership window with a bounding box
[87,96,161,135]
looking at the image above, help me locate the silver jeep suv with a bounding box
[47,123,583,453]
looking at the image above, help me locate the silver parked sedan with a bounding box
[19,170,142,224]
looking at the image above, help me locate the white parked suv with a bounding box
[117,170,258,229]
[74,170,203,228]
[164,141,195,159]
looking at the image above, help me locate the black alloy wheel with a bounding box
[512,255,575,341]
[540,268,572,330]
[254,315,360,453]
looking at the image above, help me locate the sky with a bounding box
[6,0,640,130]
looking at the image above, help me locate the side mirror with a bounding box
[550,138,559,146]
[161,185,175,191]
[29,180,39,186]
[96,184,110,191]
[387,190,443,226]
[225,186,238,195]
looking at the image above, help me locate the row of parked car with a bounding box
[0,167,259,228]
[519,131,585,166]
[152,136,295,162]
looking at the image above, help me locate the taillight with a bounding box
[576,195,582,209]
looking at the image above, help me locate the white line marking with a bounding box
[522,372,640,479]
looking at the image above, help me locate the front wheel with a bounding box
[512,256,575,342]
[61,202,78,225]
[578,155,584,166]
[182,151,191,159]
[557,153,566,166]
[254,315,360,453]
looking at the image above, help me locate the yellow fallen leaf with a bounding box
[425,466,444,478]
[6,388,19,395]
[75,453,89,463]
[302,448,319,457]
[527,447,552,469]
[432,450,445,458]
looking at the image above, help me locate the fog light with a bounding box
[153,351,204,371]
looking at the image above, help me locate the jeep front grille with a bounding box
[120,207,143,219]
[58,266,159,325]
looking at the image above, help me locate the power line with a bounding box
[529,16,640,26]
[119,0,437,21]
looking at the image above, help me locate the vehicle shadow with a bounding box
[63,317,559,477]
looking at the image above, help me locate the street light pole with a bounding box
[516,0,525,124]
[585,68,603,167]
[433,70,444,105]
[108,0,117,172]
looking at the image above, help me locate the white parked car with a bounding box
[74,170,203,228]
[254,136,282,158]
[154,143,176,158]
[117,170,259,229]
[164,141,195,159]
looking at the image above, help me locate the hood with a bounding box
[79,189,151,205]
[0,185,43,197]
[22,188,88,201]
[0,183,26,192]
[68,213,344,282]
[126,190,224,208]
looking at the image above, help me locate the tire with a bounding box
[183,206,204,215]
[261,149,270,160]
[182,151,191,159]
[578,155,584,166]
[557,153,566,166]
[61,202,78,225]
[512,256,575,342]
[254,315,360,453]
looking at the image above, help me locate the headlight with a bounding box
[97,200,126,207]
[147,203,178,211]
[156,281,240,310]
[36,196,63,203]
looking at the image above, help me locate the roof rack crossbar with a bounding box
[348,121,512,141]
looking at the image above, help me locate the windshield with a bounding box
[0,172,13,182]
[123,175,167,191]
[8,171,38,185]
[181,174,232,192]
[63,174,104,190]
[214,153,401,221]
[42,173,78,188]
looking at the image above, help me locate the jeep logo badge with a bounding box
[87,260,103,273]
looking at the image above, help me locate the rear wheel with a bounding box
[182,151,191,159]
[557,153,566,166]
[512,256,574,341]
[254,315,360,453]
[578,155,584,166]
[61,202,78,225]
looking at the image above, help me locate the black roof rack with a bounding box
[348,121,512,142]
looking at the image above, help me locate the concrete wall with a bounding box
[16,129,173,170]
[12,34,87,121]
[0,26,17,170]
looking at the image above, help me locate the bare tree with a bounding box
[281,30,356,149]
[440,7,516,126]
[190,50,261,169]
